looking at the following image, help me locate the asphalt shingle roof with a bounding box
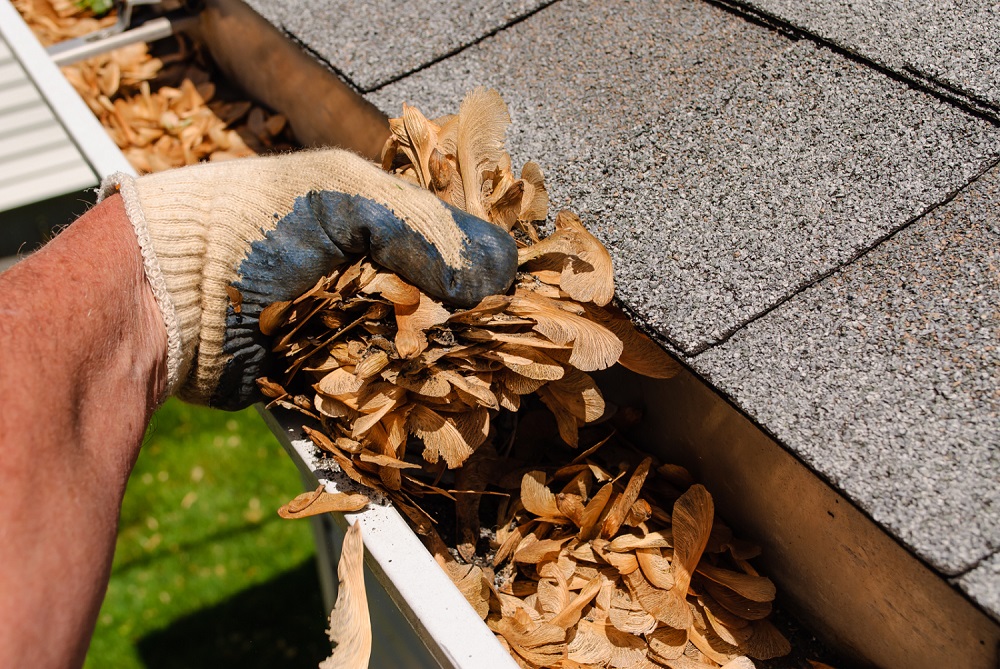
[240,0,553,91]
[714,0,1000,119]
[692,162,1000,580]
[958,551,1000,623]
[369,0,1000,354]
[248,0,1000,624]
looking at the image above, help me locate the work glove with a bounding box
[98,149,518,410]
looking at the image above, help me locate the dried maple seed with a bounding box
[320,523,371,668]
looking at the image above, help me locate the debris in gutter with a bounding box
[321,521,371,669]
[15,0,295,173]
[277,484,369,519]
[265,89,792,668]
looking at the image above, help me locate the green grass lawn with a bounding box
[84,399,330,668]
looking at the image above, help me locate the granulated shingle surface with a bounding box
[692,163,1000,576]
[369,0,1000,354]
[252,0,1000,622]
[956,551,1000,622]
[721,0,1000,116]
[241,0,552,91]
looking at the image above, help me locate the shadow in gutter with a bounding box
[136,558,328,669]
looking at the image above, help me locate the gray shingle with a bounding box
[369,0,1000,354]
[956,551,1000,623]
[242,0,553,91]
[718,0,1000,117]
[692,162,1000,579]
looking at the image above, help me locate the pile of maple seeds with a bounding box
[15,0,294,172]
[265,89,791,668]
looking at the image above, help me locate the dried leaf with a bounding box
[703,581,773,621]
[495,520,533,566]
[600,623,647,668]
[549,576,601,629]
[443,409,485,453]
[317,367,365,397]
[438,369,499,410]
[608,531,672,552]
[539,554,578,583]
[696,563,776,603]
[499,369,550,395]
[585,304,680,378]
[655,652,718,669]
[407,404,472,468]
[601,457,652,538]
[690,612,742,665]
[354,350,390,380]
[402,103,435,188]
[556,493,585,527]
[657,463,696,490]
[358,451,420,469]
[508,292,623,371]
[721,658,757,669]
[391,370,452,398]
[538,385,582,448]
[394,293,450,359]
[319,522,370,669]
[448,294,512,324]
[671,485,714,598]
[579,483,614,540]
[515,535,570,565]
[361,271,420,306]
[225,285,243,313]
[537,574,571,618]
[702,598,752,647]
[315,394,359,420]
[647,626,688,662]
[518,161,548,222]
[546,367,606,424]
[277,486,369,519]
[739,620,790,660]
[265,113,287,136]
[257,377,286,399]
[636,547,675,591]
[455,87,510,220]
[487,345,567,381]
[608,583,658,635]
[303,425,338,455]
[552,210,615,306]
[518,471,562,518]
[442,561,491,620]
[567,619,612,665]
[624,568,690,630]
[428,148,458,196]
[625,499,652,526]
[490,609,566,666]
[596,543,639,575]
[351,385,405,438]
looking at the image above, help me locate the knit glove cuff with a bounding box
[100,171,189,395]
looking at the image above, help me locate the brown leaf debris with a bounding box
[481,449,783,668]
[15,0,295,173]
[257,90,783,668]
[320,522,371,668]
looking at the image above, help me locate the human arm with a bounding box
[0,194,168,668]
[0,148,518,668]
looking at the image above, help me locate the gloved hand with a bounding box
[98,149,518,410]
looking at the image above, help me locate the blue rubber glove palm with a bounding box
[100,149,517,409]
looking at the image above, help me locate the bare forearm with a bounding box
[0,194,167,668]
